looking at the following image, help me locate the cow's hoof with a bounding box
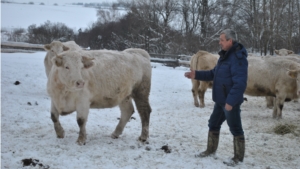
[111,133,119,139]
[194,104,199,107]
[199,104,205,108]
[76,139,86,145]
[56,131,65,138]
[138,136,147,142]
[76,141,86,145]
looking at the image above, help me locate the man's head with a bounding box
[219,29,237,51]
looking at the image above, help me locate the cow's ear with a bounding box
[287,70,297,79]
[63,45,69,51]
[82,56,94,69]
[288,50,294,55]
[54,55,63,67]
[274,50,279,55]
[44,44,51,50]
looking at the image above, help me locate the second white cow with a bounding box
[44,41,82,77]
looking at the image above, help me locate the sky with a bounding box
[1,3,99,30]
[1,2,300,169]
[9,0,117,5]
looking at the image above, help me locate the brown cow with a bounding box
[189,50,219,107]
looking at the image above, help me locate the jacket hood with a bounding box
[218,42,247,60]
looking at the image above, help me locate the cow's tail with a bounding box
[191,51,206,70]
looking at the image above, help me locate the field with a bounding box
[1,2,300,169]
[1,52,300,169]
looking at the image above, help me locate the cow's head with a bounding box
[44,41,70,56]
[275,49,295,56]
[53,51,94,91]
[287,68,300,95]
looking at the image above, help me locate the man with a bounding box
[184,29,248,166]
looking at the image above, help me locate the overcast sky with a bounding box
[11,0,118,5]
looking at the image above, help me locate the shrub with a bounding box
[8,28,28,42]
[26,20,75,44]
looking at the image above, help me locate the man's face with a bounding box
[219,34,233,51]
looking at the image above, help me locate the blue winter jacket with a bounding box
[195,42,248,106]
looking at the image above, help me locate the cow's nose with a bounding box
[76,80,85,88]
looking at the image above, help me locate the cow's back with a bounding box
[190,50,219,70]
[79,49,151,108]
[63,41,81,51]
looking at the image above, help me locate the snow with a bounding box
[1,2,300,169]
[1,52,300,169]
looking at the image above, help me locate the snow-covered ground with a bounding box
[1,51,300,169]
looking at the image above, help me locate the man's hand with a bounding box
[225,103,232,111]
[184,69,195,79]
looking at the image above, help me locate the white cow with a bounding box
[246,57,300,118]
[47,48,152,145]
[189,50,219,107]
[264,56,300,108]
[274,48,299,57]
[44,41,82,78]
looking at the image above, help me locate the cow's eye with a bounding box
[65,66,69,69]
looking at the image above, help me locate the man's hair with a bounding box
[221,29,237,43]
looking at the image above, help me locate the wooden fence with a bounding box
[1,41,191,67]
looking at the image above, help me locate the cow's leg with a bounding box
[265,96,274,109]
[111,97,134,139]
[50,102,65,138]
[192,79,200,107]
[273,94,285,119]
[199,81,209,108]
[132,79,152,142]
[76,104,89,145]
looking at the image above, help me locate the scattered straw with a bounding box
[273,124,297,135]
